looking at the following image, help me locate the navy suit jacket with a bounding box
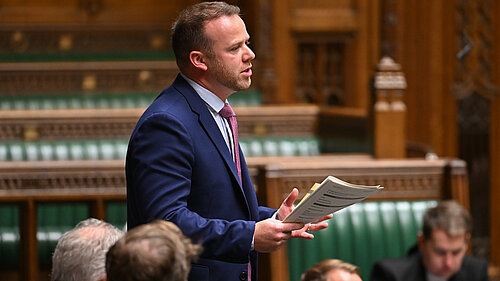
[126,74,275,281]
[370,248,489,281]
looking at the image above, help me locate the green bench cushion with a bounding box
[0,139,129,161]
[0,89,261,110]
[240,137,321,157]
[287,200,437,281]
[0,203,126,269]
[0,93,157,110]
[0,136,320,161]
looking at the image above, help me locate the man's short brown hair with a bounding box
[422,200,472,239]
[301,259,361,281]
[106,220,202,281]
[171,1,240,70]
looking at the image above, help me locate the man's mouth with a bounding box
[241,66,252,76]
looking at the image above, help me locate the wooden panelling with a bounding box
[385,0,457,157]
[383,0,499,266]
[260,0,379,107]
[491,0,500,270]
[253,156,468,281]
[0,156,469,281]
[0,61,178,94]
[0,0,196,24]
[290,9,358,32]
[0,24,171,54]
[0,105,318,141]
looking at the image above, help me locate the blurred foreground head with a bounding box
[106,220,202,281]
[301,259,362,281]
[51,218,124,281]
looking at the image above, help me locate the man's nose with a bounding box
[444,253,454,268]
[243,44,255,61]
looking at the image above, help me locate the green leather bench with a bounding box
[0,203,126,269]
[0,139,129,161]
[287,200,437,281]
[0,89,261,111]
[240,137,321,157]
[0,136,321,161]
[0,93,157,110]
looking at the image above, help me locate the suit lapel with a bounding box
[172,75,253,206]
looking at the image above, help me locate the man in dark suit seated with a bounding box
[370,200,489,281]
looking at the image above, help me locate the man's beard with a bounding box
[211,57,251,92]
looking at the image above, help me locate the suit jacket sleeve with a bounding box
[370,260,399,281]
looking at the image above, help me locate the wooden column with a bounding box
[259,176,290,281]
[374,56,407,158]
[491,0,500,272]
[19,199,38,281]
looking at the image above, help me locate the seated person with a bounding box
[370,200,489,281]
[51,218,124,281]
[105,220,202,281]
[301,259,363,281]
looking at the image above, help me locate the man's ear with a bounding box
[417,232,425,250]
[189,51,208,71]
[464,233,472,253]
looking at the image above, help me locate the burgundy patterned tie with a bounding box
[219,103,241,182]
[220,103,251,280]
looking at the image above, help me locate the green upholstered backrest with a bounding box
[0,139,129,161]
[287,200,438,281]
[0,203,127,269]
[0,93,157,110]
[227,89,262,106]
[0,136,320,162]
[240,137,321,157]
[0,89,261,110]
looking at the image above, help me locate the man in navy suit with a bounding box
[370,201,489,281]
[126,2,330,281]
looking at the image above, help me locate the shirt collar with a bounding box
[426,271,448,281]
[180,73,226,113]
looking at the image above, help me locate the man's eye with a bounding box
[434,249,446,256]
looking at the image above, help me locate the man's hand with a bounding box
[290,215,332,239]
[253,218,304,253]
[275,188,333,239]
[275,188,299,221]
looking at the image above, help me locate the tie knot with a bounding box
[219,103,235,119]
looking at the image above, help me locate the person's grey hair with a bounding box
[300,259,361,281]
[51,218,124,281]
[171,1,240,70]
[422,200,472,239]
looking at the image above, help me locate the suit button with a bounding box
[239,271,248,281]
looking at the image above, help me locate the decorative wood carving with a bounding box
[453,0,498,101]
[0,24,171,54]
[0,105,319,141]
[0,61,178,94]
[0,155,468,281]
[295,37,346,105]
[380,0,398,59]
[453,0,497,259]
[373,56,407,158]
